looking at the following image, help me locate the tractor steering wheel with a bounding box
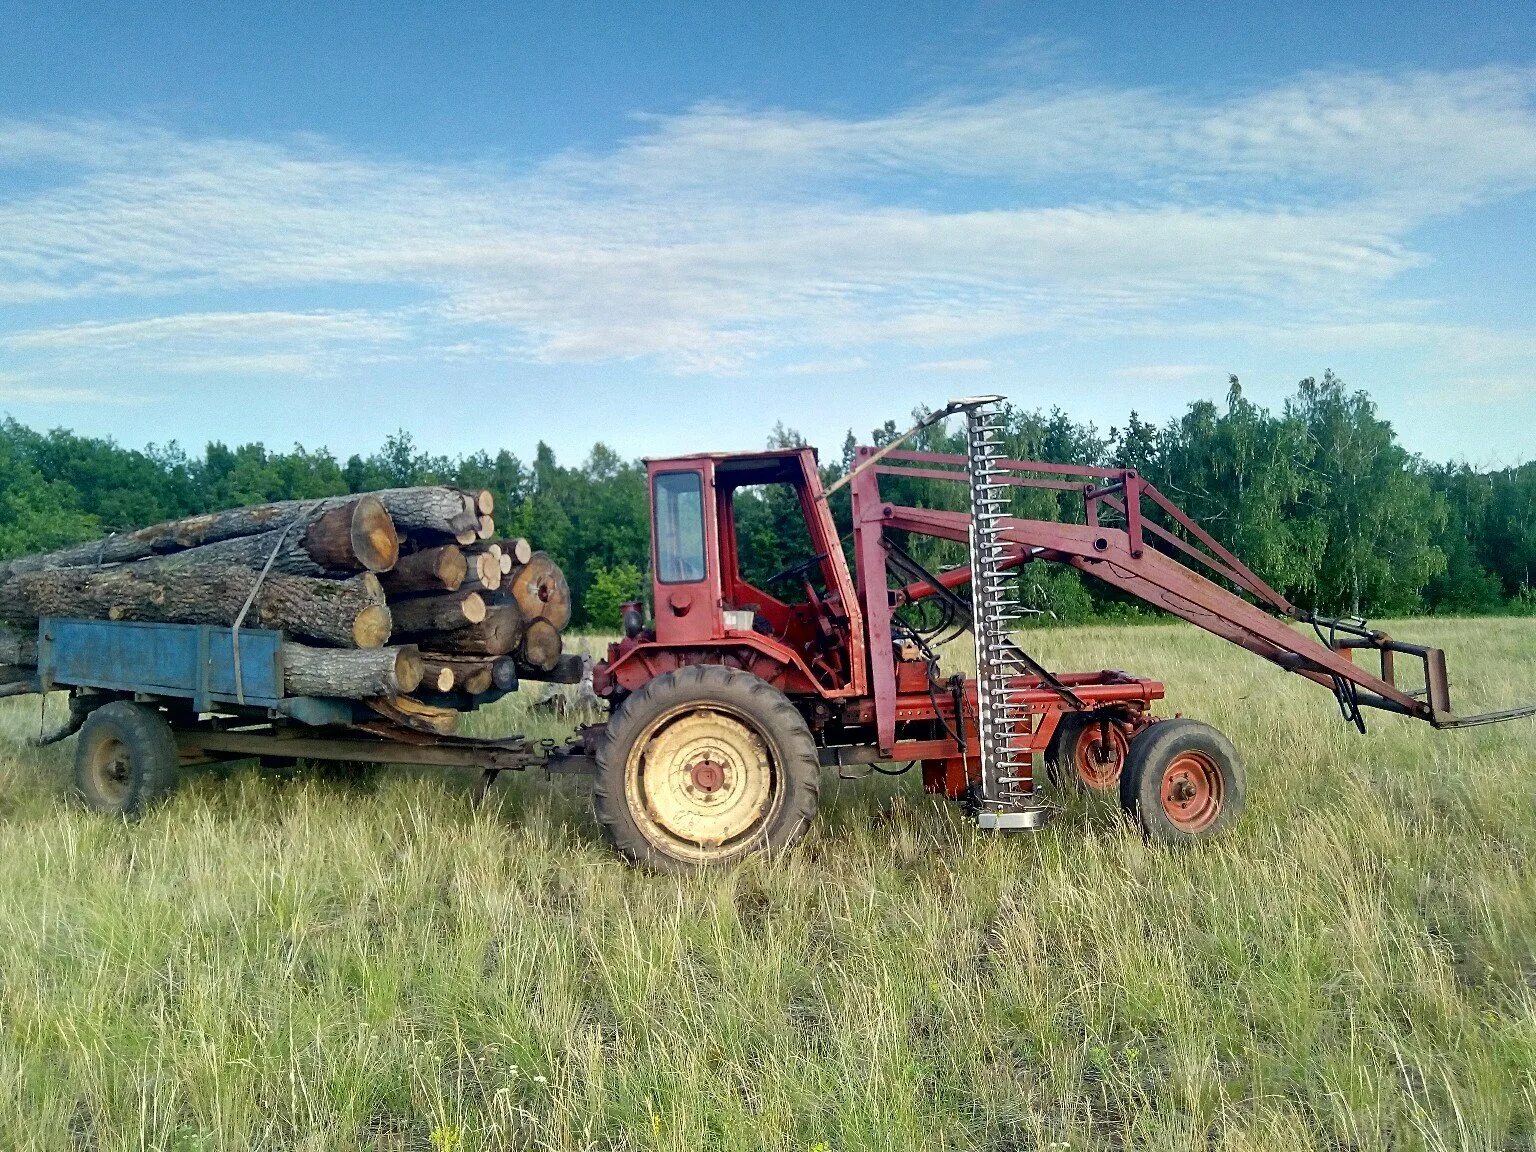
[761,552,828,588]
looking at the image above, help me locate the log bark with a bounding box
[390,591,487,635]
[0,494,399,580]
[363,487,480,536]
[0,625,37,665]
[282,644,423,698]
[379,546,467,596]
[0,563,391,649]
[519,618,563,671]
[426,604,525,656]
[508,552,572,630]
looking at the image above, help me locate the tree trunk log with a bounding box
[427,604,525,655]
[491,656,517,690]
[508,552,572,630]
[515,652,587,685]
[419,661,456,692]
[390,591,487,635]
[0,563,391,649]
[366,695,458,736]
[0,625,37,665]
[418,653,509,695]
[379,546,467,595]
[518,618,563,671]
[0,494,399,580]
[302,497,400,572]
[461,552,501,593]
[496,538,533,567]
[282,644,423,697]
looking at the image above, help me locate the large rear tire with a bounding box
[1118,718,1245,843]
[593,665,820,871]
[73,701,180,819]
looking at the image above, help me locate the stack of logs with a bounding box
[0,486,572,734]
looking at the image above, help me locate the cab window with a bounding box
[654,471,706,583]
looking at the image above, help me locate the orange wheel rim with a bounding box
[1159,751,1223,832]
[1073,723,1128,791]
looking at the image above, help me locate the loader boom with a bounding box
[854,444,1536,732]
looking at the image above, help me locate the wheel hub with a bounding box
[689,758,726,794]
[628,708,774,849]
[1160,751,1222,832]
[1074,722,1128,790]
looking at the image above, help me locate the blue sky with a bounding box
[2,1,1534,466]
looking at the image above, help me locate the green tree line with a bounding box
[1,372,1531,627]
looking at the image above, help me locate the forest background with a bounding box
[1,372,1530,629]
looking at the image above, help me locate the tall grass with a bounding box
[0,619,1532,1150]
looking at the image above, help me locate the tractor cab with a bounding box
[649,448,863,691]
[600,448,866,700]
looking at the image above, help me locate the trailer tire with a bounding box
[593,665,820,871]
[73,701,180,819]
[1047,712,1129,793]
[1119,718,1244,843]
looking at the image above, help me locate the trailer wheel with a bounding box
[1118,718,1244,842]
[73,701,180,819]
[593,665,820,871]
[1047,713,1129,793]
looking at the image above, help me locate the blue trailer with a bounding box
[12,617,589,817]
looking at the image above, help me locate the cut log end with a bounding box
[395,647,425,694]
[351,494,401,573]
[505,538,533,566]
[519,618,563,671]
[352,604,393,649]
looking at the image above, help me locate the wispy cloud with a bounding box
[915,358,994,373]
[0,66,1534,386]
[1114,364,1220,382]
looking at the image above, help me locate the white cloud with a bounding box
[0,66,1534,385]
[0,374,160,406]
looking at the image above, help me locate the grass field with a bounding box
[0,620,1533,1151]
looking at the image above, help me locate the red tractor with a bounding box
[585,397,1533,870]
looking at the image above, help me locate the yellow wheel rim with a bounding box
[624,704,780,861]
[84,735,132,805]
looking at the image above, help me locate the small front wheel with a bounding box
[74,701,180,819]
[1119,718,1244,842]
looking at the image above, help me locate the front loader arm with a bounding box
[867,448,1536,731]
